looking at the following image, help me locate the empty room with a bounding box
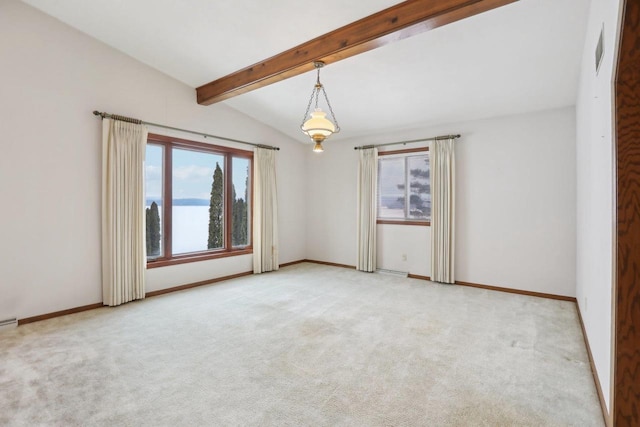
[1,0,638,426]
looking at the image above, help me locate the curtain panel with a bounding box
[430,138,456,284]
[102,119,148,306]
[357,147,378,272]
[253,148,279,273]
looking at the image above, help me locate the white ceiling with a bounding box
[22,0,590,144]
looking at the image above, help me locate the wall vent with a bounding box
[376,268,408,278]
[0,318,18,330]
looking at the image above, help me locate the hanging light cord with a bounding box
[314,67,321,109]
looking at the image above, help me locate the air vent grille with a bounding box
[376,269,408,278]
[0,318,18,329]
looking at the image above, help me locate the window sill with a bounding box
[377,220,430,226]
[147,248,253,269]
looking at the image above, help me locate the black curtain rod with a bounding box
[353,134,461,150]
[93,110,280,151]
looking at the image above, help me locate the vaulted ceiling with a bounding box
[22,0,590,143]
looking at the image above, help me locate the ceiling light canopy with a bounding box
[301,61,340,152]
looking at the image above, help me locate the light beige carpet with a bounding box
[1,262,603,426]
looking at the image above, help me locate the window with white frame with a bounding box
[377,149,430,224]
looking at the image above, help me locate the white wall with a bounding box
[377,225,431,277]
[455,108,576,296]
[575,0,623,413]
[303,141,431,277]
[0,0,307,321]
[305,140,359,267]
[307,107,577,296]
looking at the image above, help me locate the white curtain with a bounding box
[102,119,148,306]
[357,148,378,272]
[253,147,279,273]
[430,138,456,284]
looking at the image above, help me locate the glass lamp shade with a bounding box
[313,142,324,152]
[302,108,335,143]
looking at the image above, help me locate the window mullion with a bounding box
[224,154,233,251]
[164,144,173,258]
[249,157,254,247]
[405,157,410,220]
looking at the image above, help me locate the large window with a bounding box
[377,148,430,225]
[145,134,252,267]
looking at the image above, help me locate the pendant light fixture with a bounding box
[301,61,340,152]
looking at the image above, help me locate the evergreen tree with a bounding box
[244,172,249,244]
[396,157,430,218]
[146,201,161,256]
[239,198,247,244]
[208,163,224,248]
[244,173,249,205]
[232,184,248,246]
[408,160,430,218]
[232,184,239,245]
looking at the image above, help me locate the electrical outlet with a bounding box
[402,254,407,261]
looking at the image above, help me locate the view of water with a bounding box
[146,205,213,256]
[149,196,428,257]
[378,196,431,219]
[172,205,211,254]
[380,195,404,209]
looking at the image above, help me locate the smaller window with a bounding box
[377,149,430,224]
[145,144,164,259]
[231,156,251,247]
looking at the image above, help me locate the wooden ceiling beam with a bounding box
[196,0,517,105]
